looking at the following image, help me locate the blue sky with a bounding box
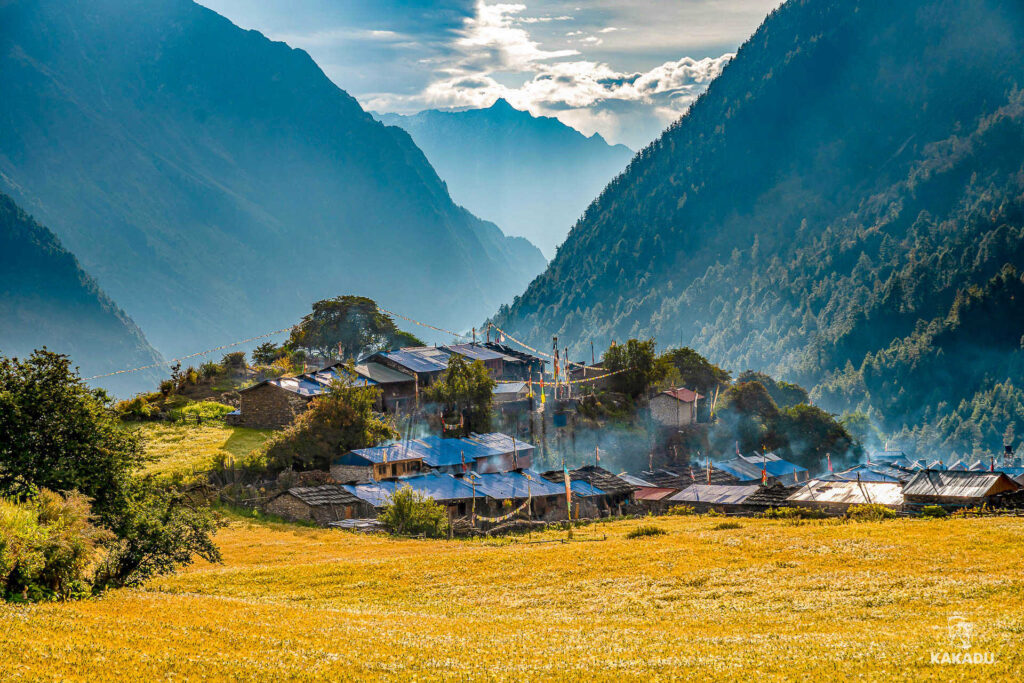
[199,1,780,148]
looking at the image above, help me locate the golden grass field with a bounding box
[136,422,272,477]
[2,513,1022,680]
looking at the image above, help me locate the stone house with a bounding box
[649,387,704,428]
[232,376,323,429]
[265,485,375,525]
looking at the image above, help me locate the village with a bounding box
[217,333,1024,532]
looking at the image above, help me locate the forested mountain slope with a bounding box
[0,0,544,359]
[0,193,163,396]
[376,100,633,258]
[490,0,1024,456]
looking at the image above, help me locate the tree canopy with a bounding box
[287,296,424,360]
[603,339,664,398]
[423,355,496,436]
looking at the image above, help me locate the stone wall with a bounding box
[329,464,373,484]
[265,493,375,525]
[265,494,314,523]
[237,383,311,429]
[649,395,695,428]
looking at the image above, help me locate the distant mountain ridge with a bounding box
[0,0,545,362]
[376,100,634,258]
[0,192,163,396]
[490,0,1024,456]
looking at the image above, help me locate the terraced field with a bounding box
[2,514,1022,680]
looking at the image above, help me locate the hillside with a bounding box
[490,0,1024,456]
[376,100,633,258]
[0,0,545,360]
[0,192,163,395]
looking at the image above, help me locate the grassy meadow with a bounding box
[136,422,273,477]
[2,514,1022,680]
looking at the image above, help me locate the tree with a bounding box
[264,370,398,471]
[0,351,143,512]
[423,355,496,436]
[0,350,222,593]
[378,486,448,538]
[287,295,424,360]
[251,342,284,366]
[603,339,664,398]
[659,347,732,394]
[736,371,809,409]
[710,381,782,454]
[779,404,859,468]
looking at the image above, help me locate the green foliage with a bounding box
[378,486,448,538]
[845,504,897,522]
[711,521,743,530]
[116,395,160,421]
[666,505,696,516]
[423,355,496,435]
[251,342,284,366]
[263,371,397,471]
[1,490,111,602]
[93,481,222,590]
[736,371,809,409]
[0,350,223,593]
[603,339,663,398]
[0,350,144,513]
[920,506,949,519]
[626,524,666,539]
[172,401,235,423]
[287,296,424,360]
[220,352,247,371]
[659,348,731,395]
[762,507,828,520]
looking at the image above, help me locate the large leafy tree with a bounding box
[603,338,664,398]
[0,350,221,590]
[423,355,496,436]
[264,371,398,471]
[659,347,732,394]
[736,370,809,409]
[287,296,423,359]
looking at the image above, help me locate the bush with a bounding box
[921,505,949,518]
[626,524,666,539]
[667,504,696,516]
[116,396,159,421]
[1,490,112,602]
[378,486,448,538]
[173,401,235,423]
[199,361,223,379]
[712,521,743,530]
[221,352,247,371]
[845,504,897,522]
[762,506,828,520]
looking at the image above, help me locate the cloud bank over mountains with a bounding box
[201,0,775,148]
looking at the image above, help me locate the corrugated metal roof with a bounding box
[713,458,764,481]
[466,432,536,456]
[619,473,656,488]
[416,435,504,467]
[286,485,363,506]
[354,361,415,384]
[820,463,908,483]
[344,472,482,507]
[443,343,506,361]
[947,460,970,471]
[669,484,761,505]
[903,470,1018,499]
[377,348,449,374]
[634,487,678,501]
[787,480,904,507]
[267,376,328,397]
[465,469,564,499]
[569,479,606,497]
[494,382,527,394]
[307,367,377,388]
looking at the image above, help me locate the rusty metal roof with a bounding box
[658,387,704,403]
[634,487,678,501]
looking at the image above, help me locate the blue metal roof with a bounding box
[308,366,377,388]
[380,348,450,374]
[467,432,536,455]
[267,376,328,397]
[569,479,605,497]
[341,435,512,468]
[763,459,808,477]
[443,343,506,362]
[344,472,482,507]
[465,469,564,499]
[821,464,904,483]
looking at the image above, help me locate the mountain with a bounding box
[490,0,1024,457]
[0,0,545,361]
[0,192,164,396]
[376,100,633,258]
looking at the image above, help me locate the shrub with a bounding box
[712,521,743,530]
[667,504,696,516]
[378,486,448,538]
[921,505,949,518]
[199,361,223,379]
[626,524,666,539]
[221,352,247,371]
[1,490,111,602]
[173,401,235,423]
[762,506,828,520]
[116,395,159,421]
[846,504,897,522]
[159,379,175,396]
